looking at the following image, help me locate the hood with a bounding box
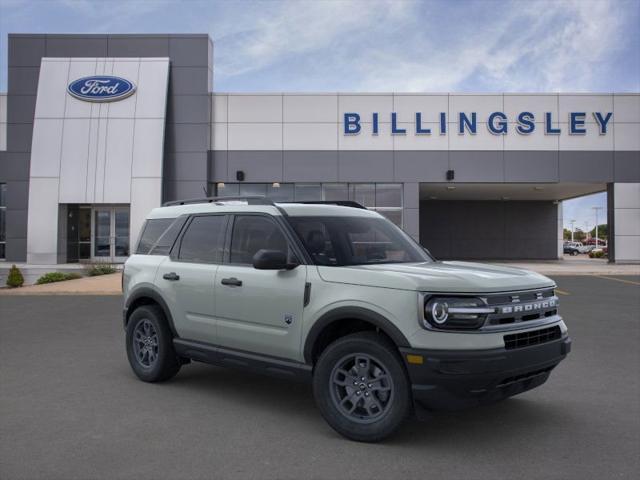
[316,261,554,293]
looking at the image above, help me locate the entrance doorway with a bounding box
[92,206,130,262]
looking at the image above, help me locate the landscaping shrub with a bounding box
[36,272,82,285]
[6,264,25,288]
[86,263,117,276]
[589,250,606,259]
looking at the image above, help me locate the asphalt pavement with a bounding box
[0,275,638,480]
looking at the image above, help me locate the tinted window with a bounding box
[178,215,227,263]
[149,216,188,255]
[289,216,430,266]
[230,216,288,264]
[136,218,174,254]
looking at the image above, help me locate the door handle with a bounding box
[163,272,180,281]
[221,277,242,287]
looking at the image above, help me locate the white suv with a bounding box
[122,196,571,442]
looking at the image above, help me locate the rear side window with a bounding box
[136,218,174,254]
[148,216,188,255]
[178,215,227,263]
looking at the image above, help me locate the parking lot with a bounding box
[1,275,639,480]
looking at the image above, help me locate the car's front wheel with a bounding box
[126,305,181,382]
[313,332,411,442]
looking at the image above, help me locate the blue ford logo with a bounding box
[67,76,136,102]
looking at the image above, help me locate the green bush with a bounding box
[36,272,82,285]
[589,250,606,259]
[86,263,117,276]
[6,264,25,288]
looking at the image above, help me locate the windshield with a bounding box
[288,216,432,266]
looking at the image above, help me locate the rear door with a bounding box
[156,214,229,344]
[214,214,307,361]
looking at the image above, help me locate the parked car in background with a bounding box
[563,244,580,256]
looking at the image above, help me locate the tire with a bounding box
[126,305,181,382]
[572,250,579,256]
[313,332,411,442]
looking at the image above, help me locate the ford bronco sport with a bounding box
[123,196,571,442]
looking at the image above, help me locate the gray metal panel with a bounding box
[559,151,614,182]
[394,151,449,182]
[0,153,30,181]
[169,67,210,95]
[6,209,28,238]
[208,151,228,182]
[45,35,108,57]
[449,151,504,182]
[420,200,558,260]
[165,123,209,153]
[403,208,419,237]
[163,180,209,202]
[6,95,36,124]
[7,67,40,95]
[504,151,559,182]
[163,153,208,181]
[107,35,170,57]
[5,180,29,207]
[283,151,338,182]
[167,95,210,124]
[6,124,33,153]
[614,151,640,182]
[5,236,27,262]
[338,151,394,182]
[169,36,211,67]
[228,151,284,182]
[8,35,45,67]
[403,182,419,209]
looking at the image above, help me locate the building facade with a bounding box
[0,33,638,264]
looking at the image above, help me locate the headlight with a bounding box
[424,297,494,330]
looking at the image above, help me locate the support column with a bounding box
[608,183,640,263]
[403,183,419,242]
[557,201,564,260]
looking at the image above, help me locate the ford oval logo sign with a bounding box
[67,76,136,102]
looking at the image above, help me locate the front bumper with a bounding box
[399,335,571,411]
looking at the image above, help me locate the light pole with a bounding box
[592,206,603,248]
[570,219,576,242]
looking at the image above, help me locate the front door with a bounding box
[92,206,130,263]
[214,214,307,361]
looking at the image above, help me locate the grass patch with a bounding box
[36,272,83,285]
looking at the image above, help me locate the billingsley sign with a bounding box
[67,76,136,102]
[343,111,613,135]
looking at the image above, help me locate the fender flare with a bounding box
[303,306,411,364]
[124,287,179,337]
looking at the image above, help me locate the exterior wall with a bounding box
[610,183,640,263]
[419,200,559,260]
[26,57,169,264]
[0,33,212,262]
[0,94,6,151]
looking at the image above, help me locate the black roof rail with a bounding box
[290,200,367,209]
[163,196,276,207]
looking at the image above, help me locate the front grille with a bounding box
[484,288,558,328]
[497,366,554,387]
[504,326,561,350]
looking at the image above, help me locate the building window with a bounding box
[213,182,404,227]
[0,183,6,259]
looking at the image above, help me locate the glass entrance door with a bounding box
[92,206,130,263]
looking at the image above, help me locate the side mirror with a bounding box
[252,249,298,270]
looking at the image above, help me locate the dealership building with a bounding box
[0,33,638,266]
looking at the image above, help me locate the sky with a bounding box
[1,0,638,227]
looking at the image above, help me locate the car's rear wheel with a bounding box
[313,332,411,442]
[126,305,181,382]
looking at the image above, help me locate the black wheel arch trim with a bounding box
[303,306,411,364]
[124,287,179,338]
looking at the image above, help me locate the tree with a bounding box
[589,224,608,239]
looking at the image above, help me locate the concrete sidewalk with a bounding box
[0,272,122,295]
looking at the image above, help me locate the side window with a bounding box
[148,216,187,255]
[136,218,174,254]
[230,216,288,264]
[178,215,227,263]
